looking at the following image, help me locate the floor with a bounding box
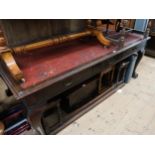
[58,55,155,135]
[1,56,155,135]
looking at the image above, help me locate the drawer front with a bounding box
[61,78,99,112]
